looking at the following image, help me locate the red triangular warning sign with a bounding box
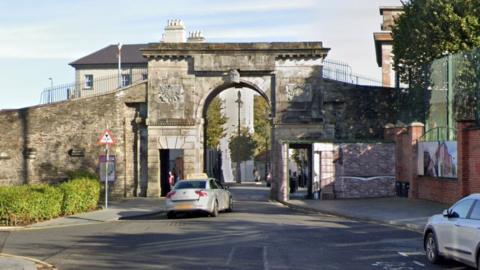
[98,130,116,145]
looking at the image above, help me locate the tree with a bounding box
[392,0,480,86]
[229,128,257,164]
[253,96,271,159]
[290,149,302,170]
[206,97,227,150]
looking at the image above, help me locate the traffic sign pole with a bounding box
[98,128,116,209]
[105,143,109,209]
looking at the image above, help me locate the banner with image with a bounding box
[417,141,457,178]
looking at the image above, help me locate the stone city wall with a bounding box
[0,82,147,198]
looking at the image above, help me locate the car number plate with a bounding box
[175,203,191,210]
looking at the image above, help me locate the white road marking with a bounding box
[226,247,235,266]
[413,261,425,267]
[263,246,269,270]
[398,251,424,257]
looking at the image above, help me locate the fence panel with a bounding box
[39,69,147,105]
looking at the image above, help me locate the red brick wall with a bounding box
[384,126,409,183]
[416,177,460,204]
[388,121,480,204]
[463,124,480,194]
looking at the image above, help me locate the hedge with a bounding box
[0,174,101,226]
[60,178,100,215]
[0,184,63,226]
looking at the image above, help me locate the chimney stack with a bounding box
[187,31,206,43]
[162,19,186,42]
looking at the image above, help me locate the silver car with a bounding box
[165,178,233,219]
[424,194,480,268]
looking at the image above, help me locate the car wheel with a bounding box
[166,211,176,219]
[210,201,219,217]
[477,252,480,270]
[226,197,233,212]
[425,232,440,264]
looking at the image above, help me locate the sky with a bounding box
[0,0,402,109]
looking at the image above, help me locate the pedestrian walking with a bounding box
[168,171,175,190]
[266,172,272,187]
[254,168,260,182]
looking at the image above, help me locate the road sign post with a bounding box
[105,144,109,208]
[98,129,116,209]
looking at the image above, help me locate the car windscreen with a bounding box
[175,181,206,189]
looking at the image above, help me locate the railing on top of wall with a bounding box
[323,59,383,87]
[417,127,457,142]
[39,69,147,105]
[40,59,382,105]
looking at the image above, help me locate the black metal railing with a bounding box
[39,69,147,104]
[323,59,383,87]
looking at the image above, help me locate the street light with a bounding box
[235,90,243,183]
[117,43,122,88]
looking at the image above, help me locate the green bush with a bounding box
[60,177,100,215]
[66,170,98,180]
[0,173,101,226]
[0,184,63,226]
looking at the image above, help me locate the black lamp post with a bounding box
[235,90,242,183]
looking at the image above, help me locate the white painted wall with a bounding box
[75,67,147,98]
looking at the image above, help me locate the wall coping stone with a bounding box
[409,122,424,127]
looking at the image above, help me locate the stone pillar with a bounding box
[271,139,288,202]
[146,134,160,197]
[384,123,408,187]
[457,121,475,197]
[407,122,424,199]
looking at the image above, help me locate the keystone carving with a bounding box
[225,69,240,84]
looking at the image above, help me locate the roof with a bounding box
[379,6,403,15]
[185,173,209,180]
[69,44,148,67]
[466,194,480,199]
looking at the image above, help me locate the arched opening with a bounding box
[201,81,272,184]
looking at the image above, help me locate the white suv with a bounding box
[424,194,480,269]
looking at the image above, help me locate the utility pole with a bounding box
[117,43,122,88]
[265,131,268,180]
[235,90,243,183]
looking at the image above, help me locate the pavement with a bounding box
[0,185,449,269]
[284,193,448,233]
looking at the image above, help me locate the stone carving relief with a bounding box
[286,83,312,102]
[157,78,184,104]
[225,69,240,84]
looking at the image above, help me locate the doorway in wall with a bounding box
[159,149,184,196]
[287,144,313,199]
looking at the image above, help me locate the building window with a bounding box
[84,74,93,89]
[121,74,131,87]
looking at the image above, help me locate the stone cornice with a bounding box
[147,118,197,126]
[140,42,330,59]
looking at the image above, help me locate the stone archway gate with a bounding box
[140,42,330,201]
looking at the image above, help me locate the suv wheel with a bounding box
[226,197,233,212]
[477,253,480,270]
[425,232,440,264]
[210,201,219,217]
